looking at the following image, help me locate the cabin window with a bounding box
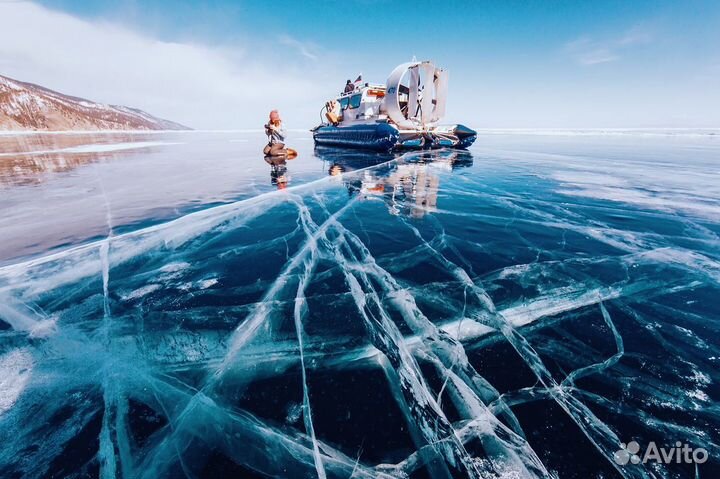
[339,97,350,110]
[349,94,362,109]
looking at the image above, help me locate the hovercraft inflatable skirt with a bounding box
[312,122,476,152]
[312,123,399,151]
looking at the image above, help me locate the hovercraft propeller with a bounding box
[383,61,448,130]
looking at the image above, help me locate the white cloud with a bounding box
[278,35,319,61]
[565,38,619,65]
[0,1,338,128]
[616,26,653,46]
[565,26,653,66]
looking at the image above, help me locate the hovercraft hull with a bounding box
[312,123,476,152]
[312,123,399,151]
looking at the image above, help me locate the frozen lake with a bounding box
[0,130,719,478]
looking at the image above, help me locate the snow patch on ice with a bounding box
[0,349,33,416]
[159,262,190,273]
[687,389,709,403]
[689,369,711,386]
[178,278,218,291]
[122,283,162,300]
[197,278,218,289]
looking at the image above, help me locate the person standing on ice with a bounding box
[263,110,296,158]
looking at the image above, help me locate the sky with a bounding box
[1,0,719,129]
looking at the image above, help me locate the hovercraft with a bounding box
[312,61,476,151]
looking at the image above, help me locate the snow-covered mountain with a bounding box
[0,74,189,131]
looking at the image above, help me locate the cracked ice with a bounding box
[1,135,719,478]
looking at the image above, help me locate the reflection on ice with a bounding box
[318,148,473,218]
[1,135,719,478]
[0,141,180,159]
[265,156,291,189]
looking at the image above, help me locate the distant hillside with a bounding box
[0,74,189,131]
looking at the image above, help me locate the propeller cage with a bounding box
[383,61,448,130]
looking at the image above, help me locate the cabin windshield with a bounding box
[349,94,362,109]
[338,97,350,110]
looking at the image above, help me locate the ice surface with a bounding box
[0,141,181,158]
[0,132,719,478]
